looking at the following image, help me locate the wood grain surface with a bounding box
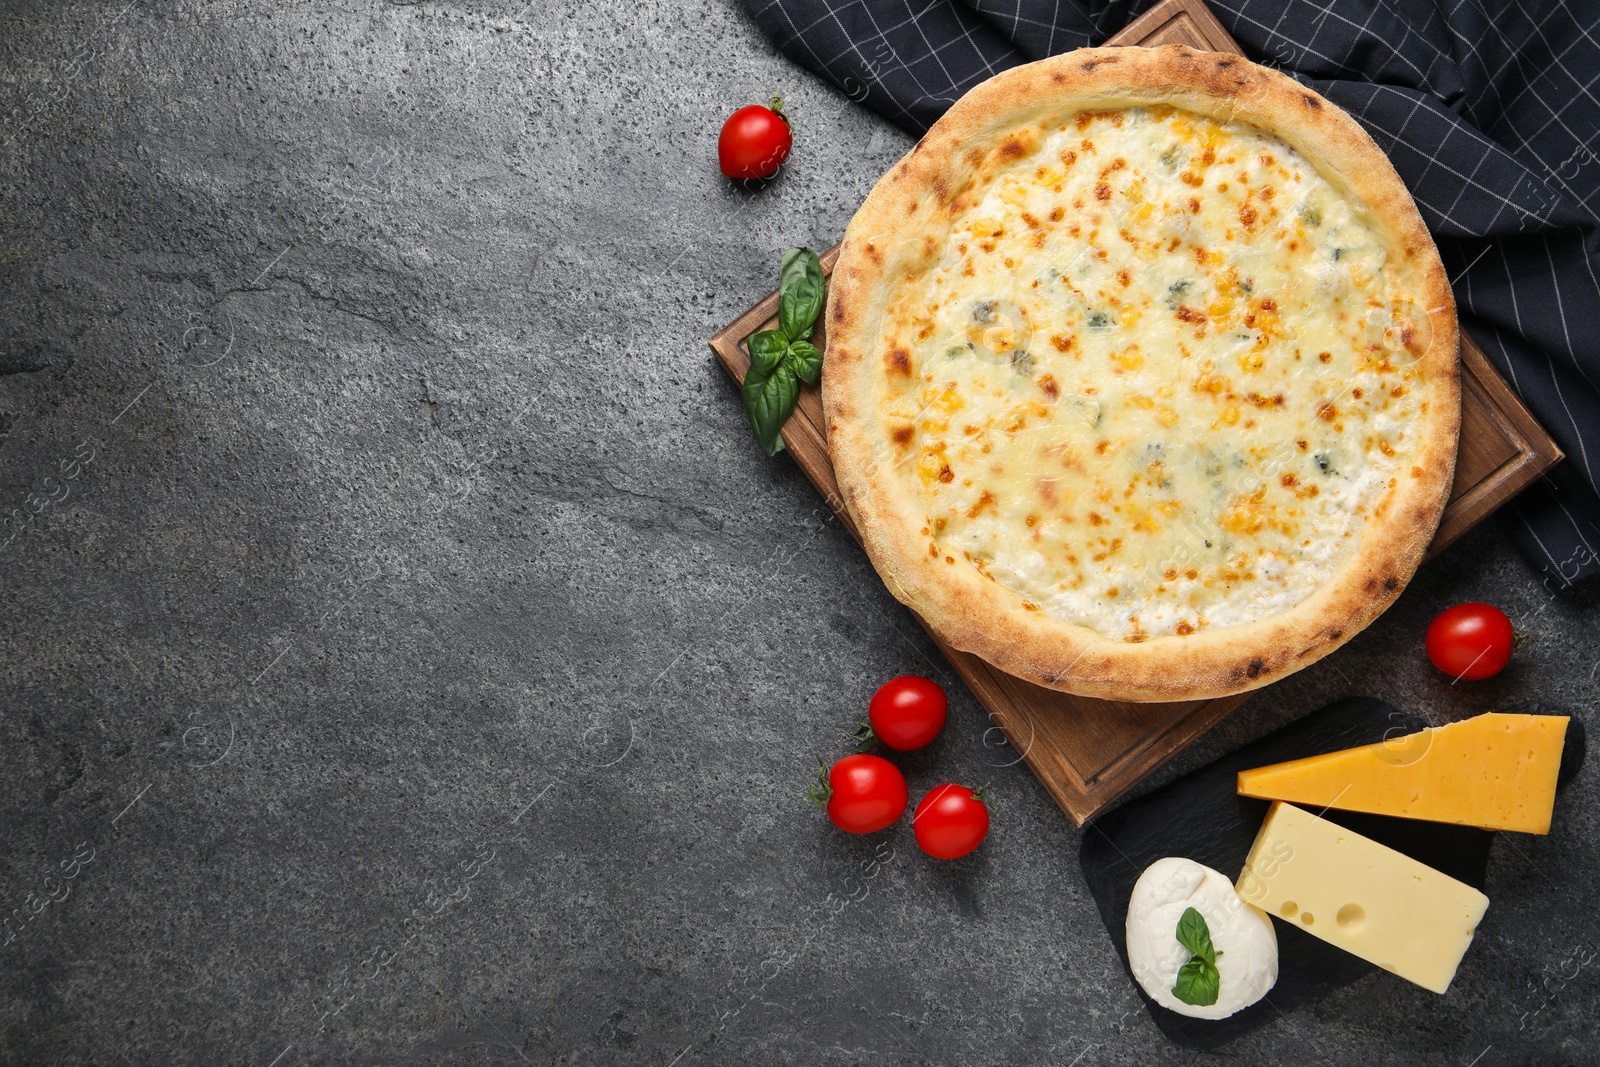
[709,0,1563,825]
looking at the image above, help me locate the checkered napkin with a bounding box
[743,0,1600,588]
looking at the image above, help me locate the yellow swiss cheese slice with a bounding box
[1236,802,1489,994]
[1236,712,1568,834]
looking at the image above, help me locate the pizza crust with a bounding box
[823,45,1459,702]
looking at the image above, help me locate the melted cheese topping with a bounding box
[880,106,1430,641]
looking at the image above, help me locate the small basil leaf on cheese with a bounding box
[778,247,825,343]
[787,340,823,385]
[1175,906,1217,962]
[1173,957,1221,1007]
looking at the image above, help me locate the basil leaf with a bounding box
[786,339,823,386]
[744,358,800,457]
[1175,907,1216,963]
[748,329,790,375]
[1172,958,1221,1007]
[740,251,823,456]
[778,247,825,343]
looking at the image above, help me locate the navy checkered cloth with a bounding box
[744,0,1600,588]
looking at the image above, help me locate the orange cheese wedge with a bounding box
[1236,713,1568,833]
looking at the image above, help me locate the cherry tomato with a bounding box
[1425,602,1514,680]
[868,675,948,750]
[718,98,792,180]
[814,754,907,834]
[913,783,990,860]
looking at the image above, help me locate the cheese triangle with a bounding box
[1236,713,1568,833]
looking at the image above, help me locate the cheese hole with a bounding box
[1300,912,1315,926]
[1279,901,1298,919]
[1336,903,1365,930]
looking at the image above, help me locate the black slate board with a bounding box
[1078,697,1587,1050]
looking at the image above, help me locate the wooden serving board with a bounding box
[710,0,1564,825]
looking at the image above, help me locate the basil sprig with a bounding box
[744,247,825,456]
[1171,907,1223,1007]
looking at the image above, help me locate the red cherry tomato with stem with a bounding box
[718,96,792,180]
[1425,602,1515,680]
[913,783,990,860]
[810,754,907,834]
[865,675,948,751]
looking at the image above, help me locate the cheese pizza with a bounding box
[823,46,1459,701]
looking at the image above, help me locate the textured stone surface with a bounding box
[0,2,1597,1064]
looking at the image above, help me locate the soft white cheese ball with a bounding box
[1126,856,1278,1019]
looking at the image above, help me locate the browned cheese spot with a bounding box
[997,130,1037,162]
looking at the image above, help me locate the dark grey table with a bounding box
[2,3,1597,1064]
